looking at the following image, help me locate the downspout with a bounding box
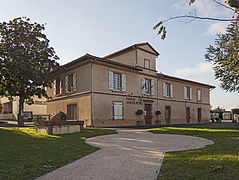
[91,59,95,127]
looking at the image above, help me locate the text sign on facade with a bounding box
[126,97,142,105]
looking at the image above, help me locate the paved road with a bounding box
[37,129,213,180]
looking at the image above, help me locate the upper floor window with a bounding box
[142,78,154,95]
[163,83,173,98]
[144,59,150,69]
[54,78,61,95]
[109,71,126,92]
[113,73,121,91]
[184,86,192,100]
[197,89,202,102]
[65,73,77,93]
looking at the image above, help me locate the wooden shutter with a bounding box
[65,76,69,93]
[184,86,187,99]
[163,82,166,97]
[53,80,56,96]
[190,87,192,100]
[73,73,77,92]
[118,103,123,120]
[170,84,173,98]
[109,71,113,90]
[59,79,62,95]
[141,78,145,94]
[151,80,154,95]
[122,74,126,92]
[113,103,118,119]
[198,90,201,101]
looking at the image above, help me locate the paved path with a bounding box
[37,129,213,180]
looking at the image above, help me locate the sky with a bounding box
[0,0,238,110]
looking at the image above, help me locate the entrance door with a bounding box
[198,108,202,122]
[186,107,190,123]
[165,106,171,124]
[144,104,152,124]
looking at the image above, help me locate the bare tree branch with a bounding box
[164,15,236,23]
[211,0,235,11]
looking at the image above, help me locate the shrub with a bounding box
[135,109,143,115]
[231,108,239,120]
[155,110,161,116]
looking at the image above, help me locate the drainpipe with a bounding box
[91,59,96,127]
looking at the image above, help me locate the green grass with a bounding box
[148,126,239,180]
[0,127,116,180]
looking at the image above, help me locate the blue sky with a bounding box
[0,0,238,110]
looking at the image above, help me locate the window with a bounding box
[3,102,13,114]
[142,78,154,95]
[65,73,76,93]
[109,71,126,92]
[54,78,61,95]
[113,102,123,119]
[144,59,150,69]
[113,73,121,91]
[163,83,173,97]
[184,86,192,100]
[197,89,202,102]
[144,79,151,94]
[67,104,77,120]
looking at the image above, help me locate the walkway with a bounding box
[37,129,213,180]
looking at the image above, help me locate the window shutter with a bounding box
[170,84,173,98]
[73,73,77,92]
[184,86,187,99]
[54,80,56,96]
[59,79,62,95]
[163,82,166,97]
[65,76,69,93]
[190,87,192,100]
[122,74,126,92]
[151,80,154,95]
[141,78,145,94]
[198,90,201,101]
[113,103,118,119]
[118,104,123,120]
[109,71,113,90]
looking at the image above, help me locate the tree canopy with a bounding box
[0,17,60,126]
[205,22,239,92]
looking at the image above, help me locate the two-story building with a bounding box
[47,43,215,127]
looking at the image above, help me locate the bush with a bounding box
[135,109,143,115]
[155,110,161,116]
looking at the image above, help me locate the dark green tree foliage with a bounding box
[210,106,226,119]
[0,17,60,126]
[205,22,239,92]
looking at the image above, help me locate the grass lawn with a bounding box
[149,126,239,180]
[0,127,116,180]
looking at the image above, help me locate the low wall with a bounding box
[0,114,16,120]
[35,121,84,135]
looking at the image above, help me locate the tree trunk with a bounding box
[18,95,24,127]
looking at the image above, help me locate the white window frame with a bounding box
[113,73,121,91]
[197,89,202,102]
[144,59,150,69]
[144,79,151,94]
[113,102,123,120]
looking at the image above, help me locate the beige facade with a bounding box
[0,96,47,120]
[47,43,214,127]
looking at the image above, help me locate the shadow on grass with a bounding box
[0,127,116,180]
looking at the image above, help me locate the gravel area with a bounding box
[37,129,213,180]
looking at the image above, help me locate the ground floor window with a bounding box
[67,104,77,120]
[3,102,12,114]
[113,102,123,120]
[165,106,171,124]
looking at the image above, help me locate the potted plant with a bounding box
[135,109,143,126]
[155,110,161,125]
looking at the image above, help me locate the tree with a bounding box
[205,22,239,92]
[0,17,60,126]
[210,106,226,119]
[154,0,238,39]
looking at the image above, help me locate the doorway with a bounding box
[198,108,202,122]
[186,107,190,123]
[144,104,152,125]
[165,106,171,124]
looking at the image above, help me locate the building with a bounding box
[47,43,215,127]
[0,96,47,120]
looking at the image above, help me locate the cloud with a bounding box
[173,62,213,76]
[205,22,228,35]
